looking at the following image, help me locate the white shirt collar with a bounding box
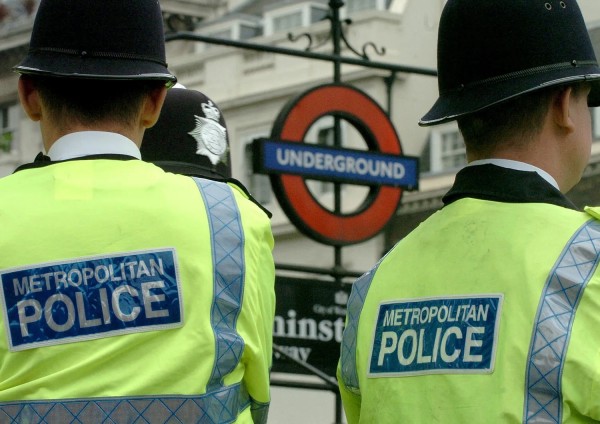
[468,158,559,190]
[47,131,141,161]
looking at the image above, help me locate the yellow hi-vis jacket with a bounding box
[339,169,600,423]
[0,158,275,424]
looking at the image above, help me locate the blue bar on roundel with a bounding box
[261,139,418,188]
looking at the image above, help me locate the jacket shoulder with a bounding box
[584,206,600,221]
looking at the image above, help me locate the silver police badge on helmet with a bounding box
[188,101,228,165]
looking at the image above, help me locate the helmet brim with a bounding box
[14,54,176,85]
[420,65,600,126]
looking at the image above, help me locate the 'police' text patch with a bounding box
[1,249,183,351]
[368,294,503,377]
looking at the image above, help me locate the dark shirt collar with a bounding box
[13,153,138,173]
[442,164,577,210]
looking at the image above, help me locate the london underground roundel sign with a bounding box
[265,83,415,246]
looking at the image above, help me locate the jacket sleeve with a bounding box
[230,184,276,423]
[337,355,362,423]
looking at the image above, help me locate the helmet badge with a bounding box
[188,101,228,165]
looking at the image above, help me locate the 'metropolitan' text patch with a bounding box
[1,249,182,351]
[369,294,502,377]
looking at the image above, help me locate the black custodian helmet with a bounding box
[141,86,232,180]
[420,0,600,126]
[14,0,176,85]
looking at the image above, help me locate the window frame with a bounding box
[263,2,329,36]
[242,133,273,205]
[0,102,20,164]
[344,0,389,15]
[426,123,467,174]
[593,107,600,140]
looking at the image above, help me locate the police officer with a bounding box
[140,85,272,213]
[338,0,600,422]
[0,1,275,423]
[140,84,233,180]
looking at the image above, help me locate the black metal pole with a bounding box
[275,262,362,279]
[384,71,397,115]
[165,32,437,77]
[329,4,345,423]
[330,0,344,279]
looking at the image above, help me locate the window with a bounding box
[345,0,389,14]
[0,103,19,157]
[272,11,302,33]
[440,130,466,170]
[593,107,600,140]
[195,17,261,52]
[424,124,466,174]
[207,28,232,40]
[239,22,262,40]
[264,2,328,36]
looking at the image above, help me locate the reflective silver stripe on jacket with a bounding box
[339,264,381,393]
[250,399,270,424]
[0,383,248,424]
[524,220,600,423]
[194,178,246,392]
